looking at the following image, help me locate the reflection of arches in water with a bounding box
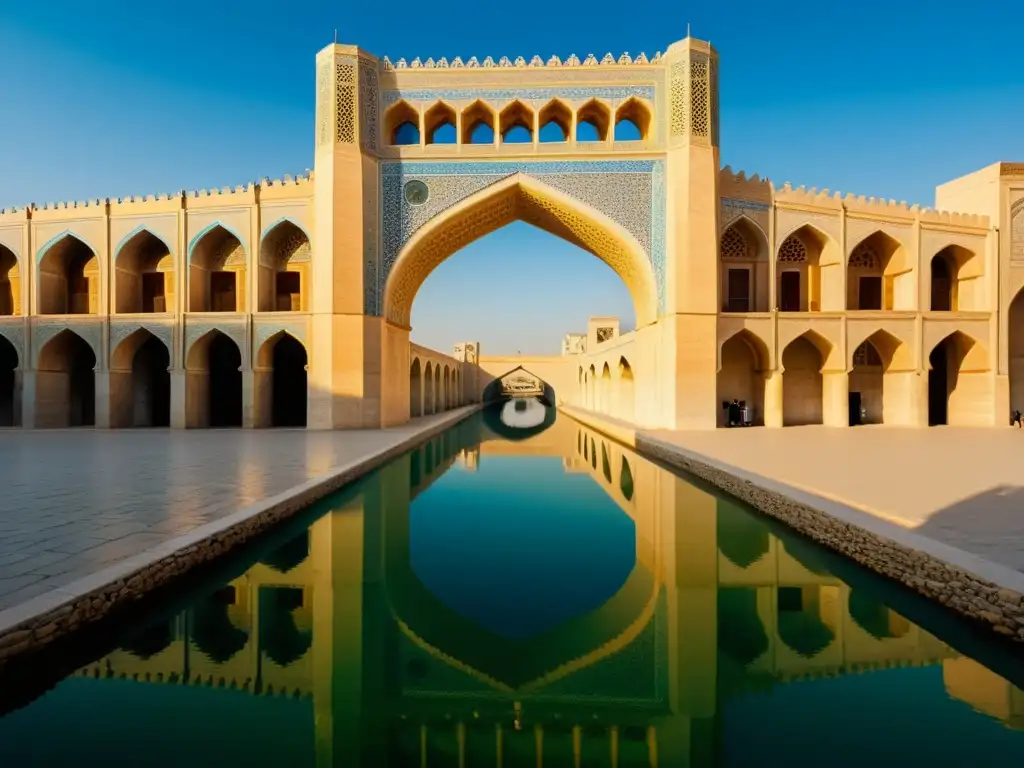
[259,530,309,574]
[481,399,556,441]
[848,589,912,640]
[716,501,771,568]
[121,620,174,660]
[620,457,634,501]
[777,586,835,658]
[601,442,612,483]
[410,448,422,487]
[258,587,313,666]
[191,586,249,663]
[718,588,769,667]
[780,534,832,577]
[590,438,597,469]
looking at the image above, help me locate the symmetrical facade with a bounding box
[0,34,1022,430]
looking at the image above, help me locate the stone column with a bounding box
[252,366,272,428]
[170,369,187,428]
[822,370,849,427]
[94,369,111,428]
[20,369,35,429]
[242,367,255,428]
[763,369,784,427]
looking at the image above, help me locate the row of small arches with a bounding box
[0,218,310,317]
[576,428,635,502]
[409,356,463,416]
[385,97,651,146]
[719,217,984,313]
[579,356,635,423]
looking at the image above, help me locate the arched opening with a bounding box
[576,99,610,142]
[443,366,450,411]
[619,456,634,501]
[423,362,434,415]
[928,331,988,426]
[410,358,422,417]
[424,101,457,145]
[38,234,99,315]
[36,329,96,427]
[613,97,650,142]
[538,99,571,143]
[114,229,173,314]
[587,365,596,409]
[777,586,837,658]
[386,100,420,145]
[259,220,310,312]
[0,245,21,316]
[776,225,839,312]
[617,357,635,422]
[499,100,533,144]
[189,225,246,312]
[930,245,982,312]
[1009,289,1024,419]
[600,362,612,414]
[256,333,307,428]
[186,330,242,428]
[717,330,768,427]
[782,334,827,426]
[385,175,658,330]
[110,329,170,428]
[434,365,441,414]
[720,217,770,312]
[0,335,19,426]
[461,100,496,145]
[846,231,911,311]
[848,589,912,640]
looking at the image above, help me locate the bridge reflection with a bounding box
[16,411,1024,765]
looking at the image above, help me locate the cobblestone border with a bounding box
[0,407,481,669]
[560,407,1024,644]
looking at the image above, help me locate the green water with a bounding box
[1,404,1024,767]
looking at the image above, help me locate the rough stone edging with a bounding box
[0,407,481,668]
[635,433,1024,643]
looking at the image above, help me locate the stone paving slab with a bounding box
[648,425,1024,573]
[0,412,471,613]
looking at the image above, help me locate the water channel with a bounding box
[1,401,1023,766]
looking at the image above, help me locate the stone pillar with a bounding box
[822,370,849,427]
[309,43,385,429]
[94,369,111,428]
[107,369,133,428]
[253,367,272,428]
[662,37,721,430]
[763,369,783,427]
[20,369,35,429]
[170,369,187,428]
[242,367,256,428]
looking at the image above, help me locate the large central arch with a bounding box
[382,173,659,328]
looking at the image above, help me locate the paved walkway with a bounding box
[0,411,468,612]
[651,425,1024,573]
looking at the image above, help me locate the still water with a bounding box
[1,402,1024,767]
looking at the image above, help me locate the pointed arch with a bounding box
[0,333,19,426]
[927,329,990,427]
[576,98,610,141]
[538,99,572,143]
[721,216,770,312]
[847,329,910,427]
[36,329,97,427]
[109,328,170,428]
[781,331,832,426]
[37,232,99,315]
[385,100,420,145]
[776,223,841,313]
[616,356,635,423]
[383,173,659,329]
[613,97,651,141]
[423,361,435,414]
[499,100,534,143]
[0,243,21,316]
[929,243,982,312]
[114,227,174,314]
[442,365,450,410]
[424,101,457,145]
[255,330,307,427]
[185,329,243,428]
[461,100,496,144]
[410,357,423,417]
[718,329,770,427]
[846,229,911,311]
[188,223,247,312]
[259,220,310,312]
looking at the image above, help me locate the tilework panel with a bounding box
[382,85,655,108]
[379,160,666,316]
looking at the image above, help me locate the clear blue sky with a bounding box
[1,2,1021,355]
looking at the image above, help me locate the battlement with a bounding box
[0,172,313,217]
[719,165,771,204]
[381,51,663,71]
[772,182,990,228]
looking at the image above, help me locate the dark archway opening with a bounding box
[928,341,949,426]
[0,336,17,426]
[930,254,952,311]
[271,335,307,427]
[208,334,242,427]
[67,337,96,427]
[132,335,171,427]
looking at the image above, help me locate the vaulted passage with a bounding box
[110,330,171,427]
[186,331,242,428]
[38,235,99,315]
[189,226,246,312]
[928,332,988,426]
[115,230,174,313]
[258,221,309,312]
[782,335,826,426]
[0,335,18,426]
[717,331,767,427]
[270,335,307,427]
[36,330,96,427]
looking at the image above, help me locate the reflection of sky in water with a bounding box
[499,397,547,429]
[409,455,636,641]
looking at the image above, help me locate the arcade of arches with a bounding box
[0,35,1022,431]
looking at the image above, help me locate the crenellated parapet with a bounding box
[381,51,663,70]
